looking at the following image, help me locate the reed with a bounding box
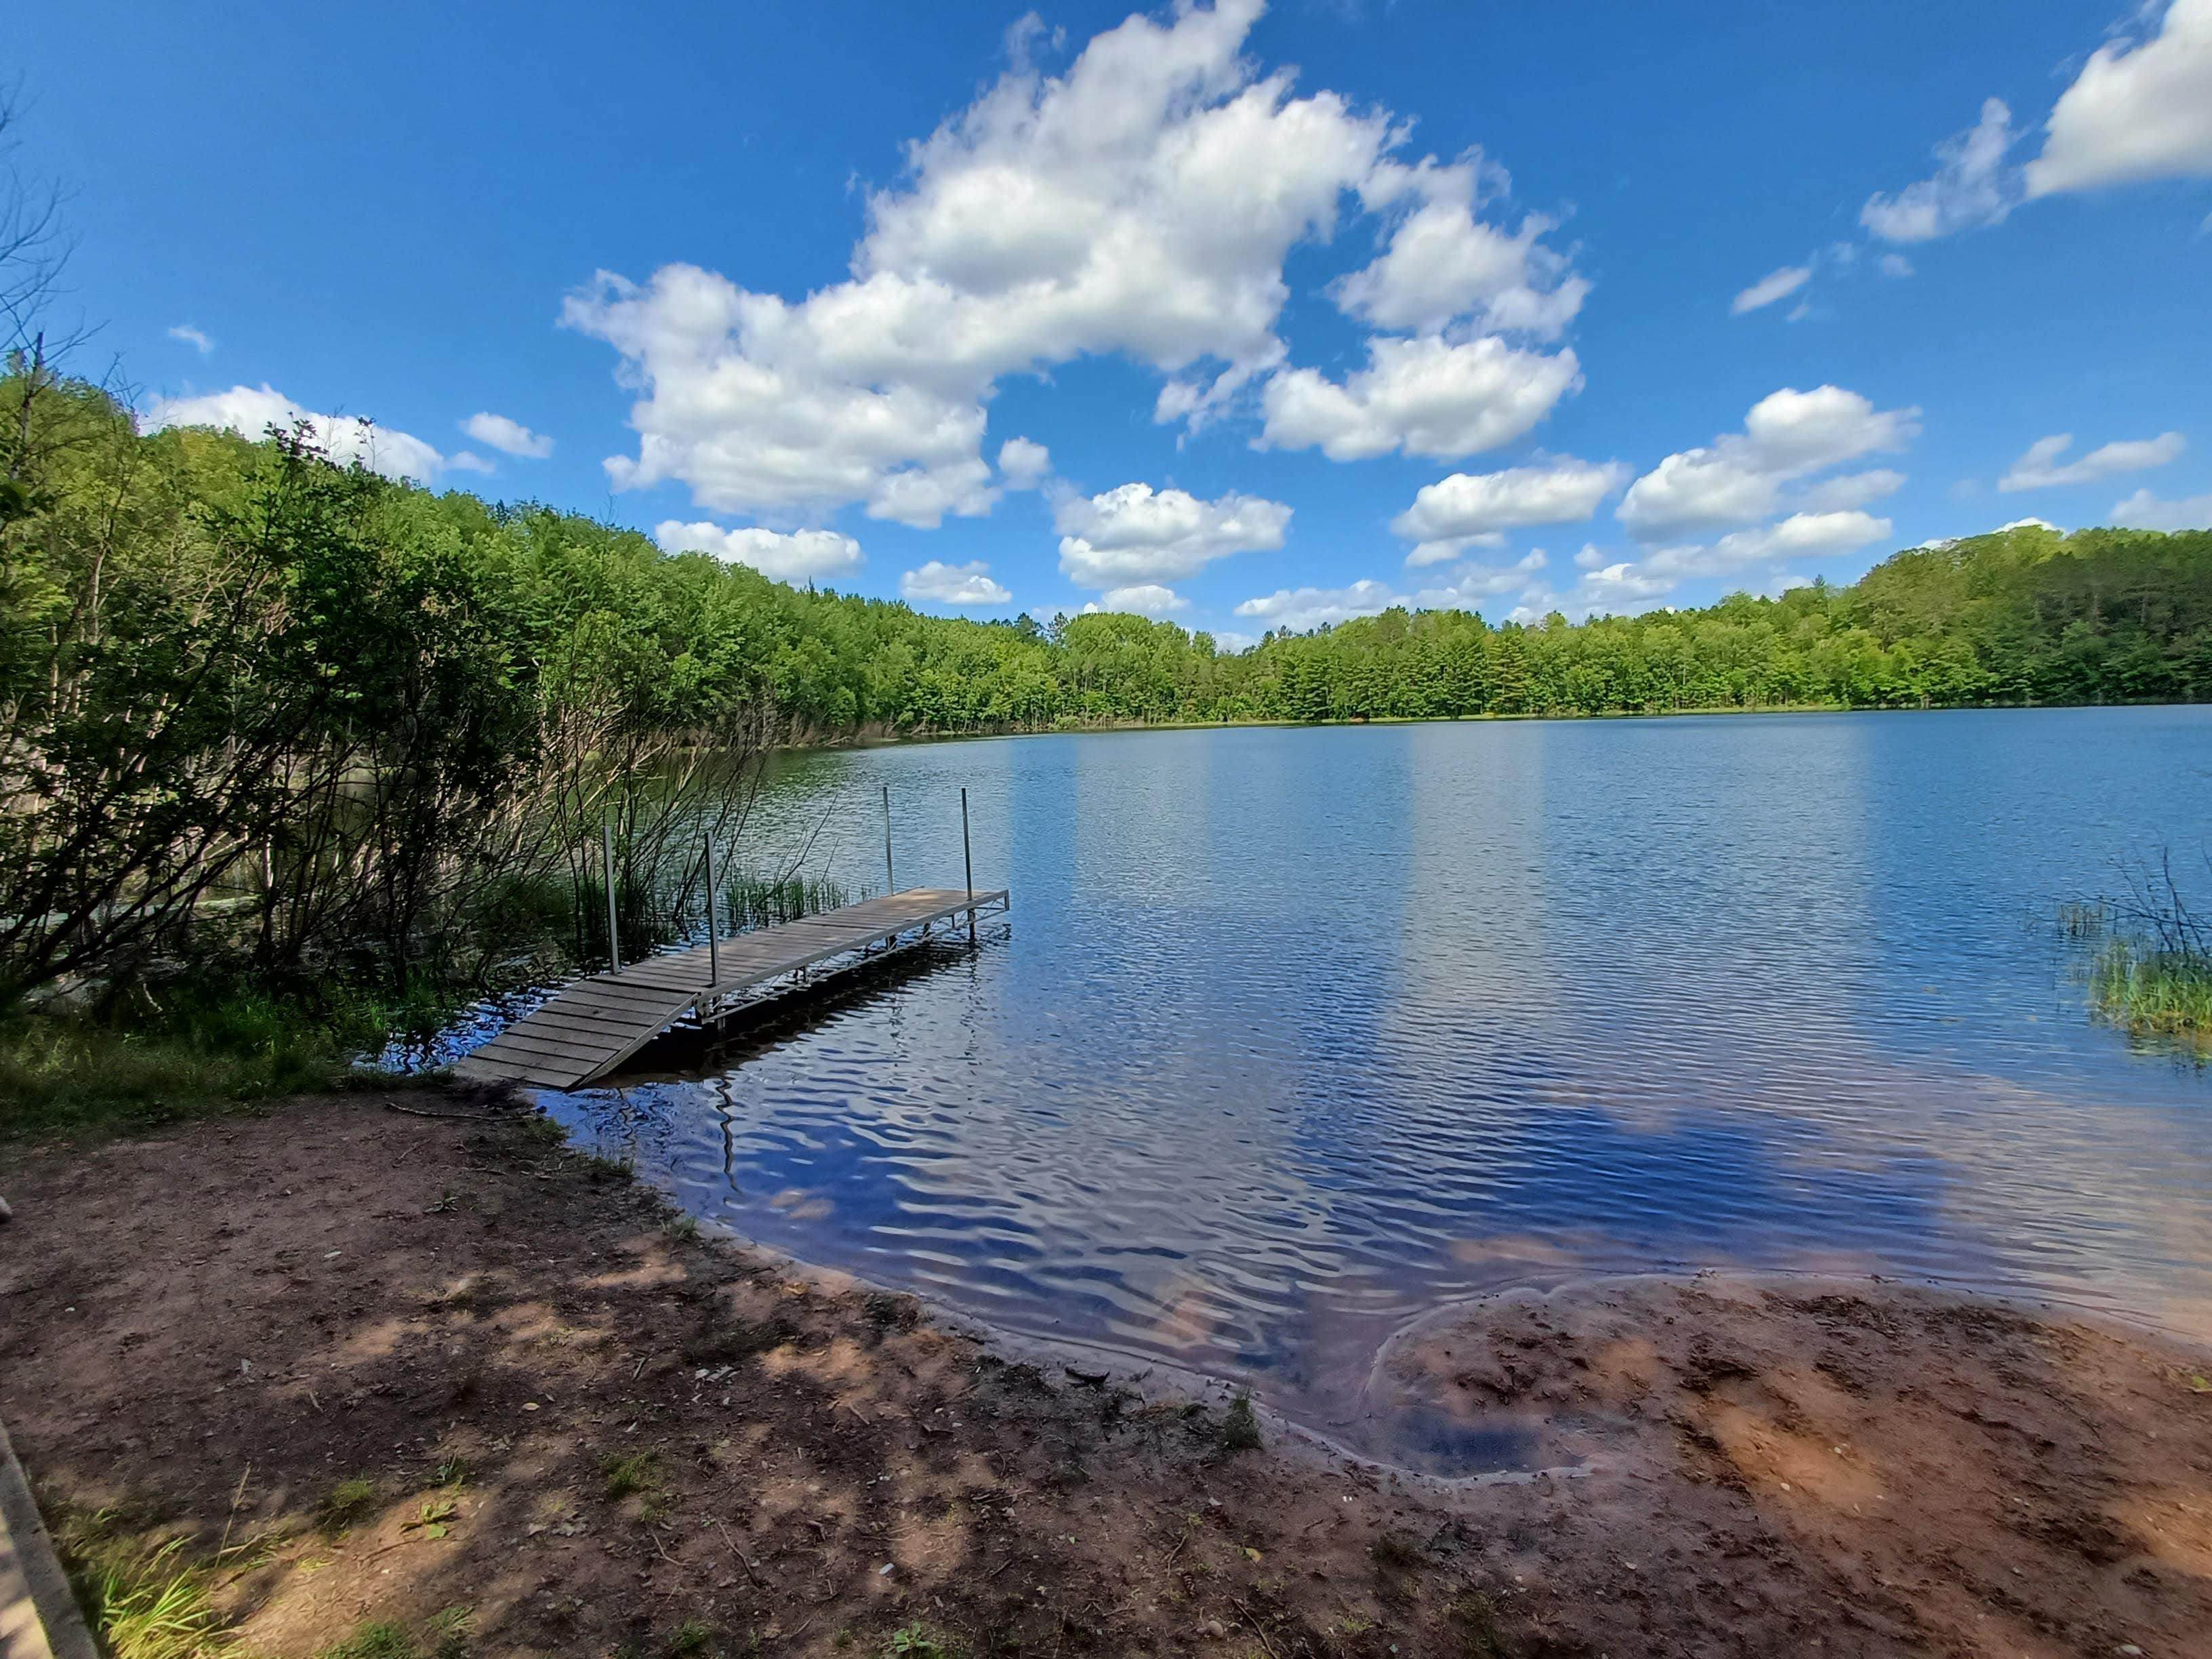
[724,872,865,931]
[2068,851,2212,1048]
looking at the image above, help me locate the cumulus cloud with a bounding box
[1704,509,1893,568]
[1616,386,1920,540]
[564,1,1593,522]
[462,411,554,459]
[1861,98,2020,243]
[1392,457,1627,565]
[1878,253,1914,279]
[167,323,213,354]
[1332,155,1587,337]
[1233,556,1545,634]
[2028,0,2212,197]
[997,436,1052,488]
[2110,486,2212,530]
[1731,264,1811,315]
[1258,334,1580,461]
[1799,468,1906,512]
[1999,431,2185,491]
[655,520,865,583]
[1090,583,1189,616]
[564,1,1588,528]
[1054,482,1290,588]
[144,384,450,483]
[901,559,1013,605]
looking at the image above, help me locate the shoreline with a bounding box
[5,1090,2210,1657]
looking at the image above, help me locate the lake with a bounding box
[528,707,2212,1469]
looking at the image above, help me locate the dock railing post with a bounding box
[961,786,975,945]
[602,811,621,972]
[882,783,895,897]
[702,832,721,987]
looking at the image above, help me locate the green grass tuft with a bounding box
[2090,938,2212,1043]
[319,1475,378,1533]
[601,1450,664,1501]
[319,1621,419,1659]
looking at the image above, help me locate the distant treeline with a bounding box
[5,370,2210,1014]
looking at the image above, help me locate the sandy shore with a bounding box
[4,1091,2209,1656]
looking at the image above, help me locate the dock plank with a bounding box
[453,888,1005,1089]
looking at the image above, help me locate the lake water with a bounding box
[528,708,2212,1469]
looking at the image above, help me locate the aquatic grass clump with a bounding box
[2065,851,2212,1050]
[2089,939,2212,1044]
[724,872,864,931]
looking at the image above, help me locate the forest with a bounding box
[5,365,2211,1118]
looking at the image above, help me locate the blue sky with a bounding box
[16,0,2212,643]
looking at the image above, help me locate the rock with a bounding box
[0,1195,12,1223]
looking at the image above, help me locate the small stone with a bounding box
[2116,1647,2143,1656]
[878,1562,896,1577]
[1201,1619,1227,1640]
[522,1401,541,1412]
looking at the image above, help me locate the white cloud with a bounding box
[1705,509,1893,567]
[997,436,1052,488]
[167,323,213,354]
[655,520,865,583]
[1210,629,1261,654]
[567,0,1580,526]
[1234,578,1400,632]
[1092,583,1189,616]
[1576,560,1677,609]
[1258,333,1580,462]
[143,384,449,483]
[1860,98,2020,243]
[1731,264,1811,315]
[1878,253,1914,279]
[1234,555,1547,633]
[901,559,1013,605]
[1618,386,1919,540]
[2028,0,2212,197]
[2110,487,2212,529]
[1332,156,1586,337]
[1999,431,2185,491]
[1572,543,1607,570]
[445,450,496,474]
[1995,516,2062,533]
[462,411,554,459]
[1055,482,1290,588]
[1392,457,1627,566]
[1799,468,1906,512]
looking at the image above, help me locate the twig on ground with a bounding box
[1230,1595,1280,1659]
[385,1101,504,1122]
[712,1517,766,1586]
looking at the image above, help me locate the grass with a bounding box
[1220,1391,1263,1452]
[724,872,864,932]
[601,1450,664,1502]
[320,1622,419,1659]
[0,983,410,1139]
[53,1511,230,1659]
[319,1475,378,1533]
[2062,857,2212,1049]
[2089,937,2212,1043]
[882,1624,965,1659]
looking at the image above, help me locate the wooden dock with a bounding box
[451,887,1008,1090]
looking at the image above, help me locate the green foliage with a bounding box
[2090,938,2212,1044]
[68,1534,230,1659]
[319,1475,378,1533]
[882,1624,965,1659]
[320,1622,419,1659]
[725,872,863,930]
[601,1450,663,1500]
[1220,1390,1263,1452]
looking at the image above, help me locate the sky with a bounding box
[13,0,2212,646]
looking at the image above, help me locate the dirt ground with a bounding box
[3,1091,2210,1658]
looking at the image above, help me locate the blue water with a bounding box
[531,708,2212,1461]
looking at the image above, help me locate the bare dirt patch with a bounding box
[4,1094,2209,1656]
